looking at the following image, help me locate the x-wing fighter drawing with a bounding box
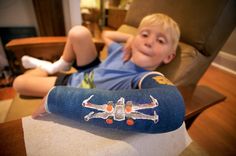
[82,95,159,126]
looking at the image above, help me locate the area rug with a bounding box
[0,99,12,123]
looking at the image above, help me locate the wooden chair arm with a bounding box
[6,37,67,49]
[6,37,105,52]
[178,85,226,128]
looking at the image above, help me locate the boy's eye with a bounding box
[156,37,166,44]
[141,31,149,37]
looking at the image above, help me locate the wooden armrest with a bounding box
[6,37,67,50]
[180,85,226,120]
[178,85,226,128]
[6,36,104,52]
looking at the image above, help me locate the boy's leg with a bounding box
[62,25,98,67]
[22,26,97,74]
[13,68,57,97]
[14,26,97,97]
[46,25,98,73]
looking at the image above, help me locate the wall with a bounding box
[0,0,82,68]
[0,0,37,68]
[222,28,236,55]
[0,0,37,30]
[62,0,82,34]
[213,28,236,74]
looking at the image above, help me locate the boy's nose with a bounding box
[144,38,154,48]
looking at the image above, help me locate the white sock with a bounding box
[22,55,52,69]
[21,55,72,74]
[41,57,71,74]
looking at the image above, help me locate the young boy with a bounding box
[14,13,184,133]
[13,13,180,97]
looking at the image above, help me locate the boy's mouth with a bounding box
[138,49,152,57]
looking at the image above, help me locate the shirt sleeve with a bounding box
[107,42,123,55]
[138,71,174,89]
[45,76,185,133]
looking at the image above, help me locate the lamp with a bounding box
[80,0,98,9]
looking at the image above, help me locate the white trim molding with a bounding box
[212,51,236,75]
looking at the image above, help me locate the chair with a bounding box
[5,0,236,128]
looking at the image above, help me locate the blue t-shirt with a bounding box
[67,42,153,90]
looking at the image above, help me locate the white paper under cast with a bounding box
[22,115,192,156]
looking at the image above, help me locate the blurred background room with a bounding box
[0,0,235,155]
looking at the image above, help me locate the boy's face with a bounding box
[130,25,175,70]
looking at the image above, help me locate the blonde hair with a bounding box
[139,13,180,51]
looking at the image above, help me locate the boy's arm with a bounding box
[33,75,185,133]
[102,30,133,46]
[102,30,133,61]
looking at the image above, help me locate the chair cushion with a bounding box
[157,42,200,86]
[5,94,41,122]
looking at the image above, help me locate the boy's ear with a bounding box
[163,53,176,64]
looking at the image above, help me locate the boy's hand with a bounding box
[123,36,134,62]
[32,96,47,119]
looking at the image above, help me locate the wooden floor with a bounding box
[188,65,236,155]
[0,65,235,155]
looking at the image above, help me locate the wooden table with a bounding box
[0,85,225,155]
[0,119,26,156]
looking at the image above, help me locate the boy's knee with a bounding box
[68,25,91,41]
[13,75,27,93]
